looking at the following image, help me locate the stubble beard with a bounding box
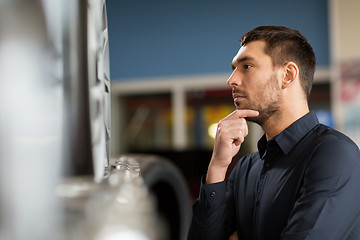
[234,74,281,126]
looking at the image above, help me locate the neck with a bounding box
[262,104,309,140]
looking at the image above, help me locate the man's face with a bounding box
[228,40,282,125]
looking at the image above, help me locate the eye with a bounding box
[243,64,252,70]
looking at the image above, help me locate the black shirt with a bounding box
[188,112,360,240]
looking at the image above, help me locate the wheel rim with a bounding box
[87,0,111,182]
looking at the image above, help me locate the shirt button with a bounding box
[210,191,216,197]
[265,162,271,168]
[256,200,260,206]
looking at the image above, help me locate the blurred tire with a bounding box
[130,154,192,240]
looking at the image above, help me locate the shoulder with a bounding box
[305,124,360,182]
[311,124,359,159]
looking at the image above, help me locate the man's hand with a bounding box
[206,110,259,184]
[229,231,238,240]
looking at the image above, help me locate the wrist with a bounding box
[206,163,229,184]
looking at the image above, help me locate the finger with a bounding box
[225,109,259,120]
[234,109,259,118]
[229,231,238,240]
[233,134,244,146]
[243,121,249,136]
[219,118,248,133]
[218,120,248,138]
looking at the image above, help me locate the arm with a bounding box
[187,158,242,240]
[207,109,259,183]
[281,138,360,240]
[188,110,259,240]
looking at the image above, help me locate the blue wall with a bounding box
[106,0,329,81]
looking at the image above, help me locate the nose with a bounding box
[227,69,241,87]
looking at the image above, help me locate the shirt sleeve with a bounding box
[280,137,360,240]
[188,171,237,240]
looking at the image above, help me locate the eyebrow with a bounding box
[231,56,255,70]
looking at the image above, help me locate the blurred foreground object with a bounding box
[57,156,166,240]
[0,0,190,239]
[0,0,63,239]
[57,155,191,240]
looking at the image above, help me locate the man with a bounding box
[188,26,360,240]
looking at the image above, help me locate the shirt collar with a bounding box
[258,111,319,157]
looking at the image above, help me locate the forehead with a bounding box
[232,40,270,63]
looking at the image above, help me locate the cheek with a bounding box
[250,74,271,92]
[251,73,279,100]
[252,70,273,85]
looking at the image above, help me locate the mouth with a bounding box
[232,93,246,101]
[232,88,248,107]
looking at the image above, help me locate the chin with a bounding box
[245,116,261,125]
[235,105,258,113]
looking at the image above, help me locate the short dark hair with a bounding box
[240,26,316,100]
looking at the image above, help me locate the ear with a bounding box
[281,61,299,89]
